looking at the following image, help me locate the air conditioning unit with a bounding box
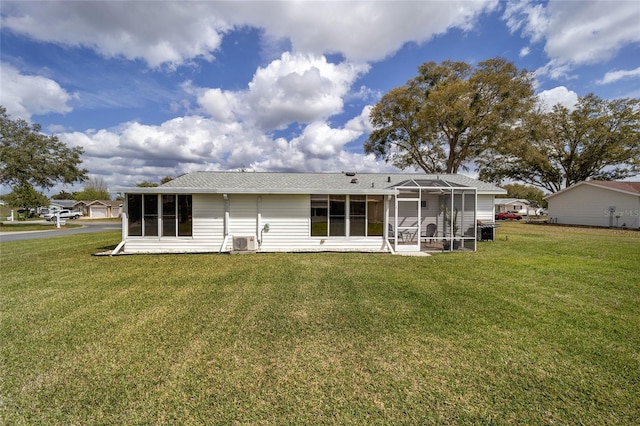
[232,235,257,252]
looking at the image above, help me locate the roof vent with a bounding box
[387,176,391,182]
[345,171,356,176]
[350,178,358,184]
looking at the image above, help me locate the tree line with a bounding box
[365,58,639,193]
[0,106,175,210]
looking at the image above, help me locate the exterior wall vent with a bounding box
[233,235,257,252]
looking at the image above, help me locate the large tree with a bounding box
[3,183,49,212]
[73,176,110,200]
[0,106,87,190]
[365,58,535,173]
[479,95,640,193]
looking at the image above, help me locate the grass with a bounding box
[1,223,639,424]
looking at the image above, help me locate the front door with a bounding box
[395,198,420,252]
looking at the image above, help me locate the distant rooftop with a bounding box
[588,180,640,195]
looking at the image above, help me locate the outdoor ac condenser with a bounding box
[232,235,257,251]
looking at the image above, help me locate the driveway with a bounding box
[0,220,122,243]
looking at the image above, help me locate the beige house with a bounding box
[86,200,122,218]
[545,181,640,229]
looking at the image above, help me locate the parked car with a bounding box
[44,210,83,221]
[535,208,548,216]
[495,212,522,220]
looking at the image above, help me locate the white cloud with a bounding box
[2,1,497,67]
[505,1,640,79]
[537,86,578,111]
[195,88,238,123]
[235,1,499,62]
[0,64,74,120]
[503,1,549,43]
[1,2,227,68]
[241,53,369,130]
[597,66,640,85]
[58,106,386,186]
[543,1,640,65]
[344,106,374,134]
[190,52,369,131]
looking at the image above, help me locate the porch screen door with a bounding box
[395,198,420,252]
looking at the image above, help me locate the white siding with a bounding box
[192,194,224,239]
[548,185,640,228]
[477,195,495,223]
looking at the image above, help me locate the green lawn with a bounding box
[1,223,639,424]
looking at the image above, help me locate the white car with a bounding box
[45,210,82,221]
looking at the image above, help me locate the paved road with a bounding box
[0,220,122,243]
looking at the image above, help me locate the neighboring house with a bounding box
[86,200,122,218]
[49,200,80,212]
[73,200,91,216]
[546,180,640,229]
[110,171,506,255]
[494,198,534,215]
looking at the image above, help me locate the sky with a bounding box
[1,0,640,196]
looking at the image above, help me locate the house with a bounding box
[546,180,640,229]
[494,198,535,215]
[86,200,122,218]
[48,199,80,212]
[110,171,506,255]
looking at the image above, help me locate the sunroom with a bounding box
[389,179,478,253]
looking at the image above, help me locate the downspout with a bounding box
[111,211,127,256]
[257,196,262,248]
[220,194,230,252]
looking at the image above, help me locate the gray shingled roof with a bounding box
[112,171,506,195]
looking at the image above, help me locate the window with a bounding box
[177,195,192,236]
[367,195,384,236]
[310,195,384,237]
[127,193,192,237]
[127,194,142,236]
[311,195,328,236]
[162,195,177,236]
[329,195,346,236]
[350,195,366,236]
[144,194,158,236]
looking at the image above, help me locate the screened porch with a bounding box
[388,179,478,252]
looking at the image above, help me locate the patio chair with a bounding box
[421,223,437,242]
[388,223,404,242]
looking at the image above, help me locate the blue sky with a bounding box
[1,1,639,195]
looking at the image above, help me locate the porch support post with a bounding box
[157,194,162,238]
[384,194,394,254]
[450,188,454,251]
[220,194,230,253]
[474,188,478,251]
[257,196,262,247]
